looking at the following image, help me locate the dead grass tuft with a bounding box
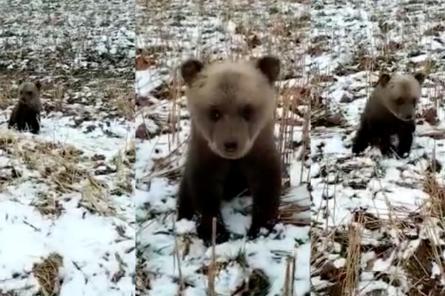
[80,176,116,216]
[405,239,445,295]
[110,148,134,195]
[246,269,271,295]
[207,217,217,296]
[342,217,362,296]
[283,255,296,296]
[311,99,347,128]
[423,173,445,218]
[53,163,87,192]
[110,87,135,121]
[52,84,65,113]
[32,192,64,217]
[0,131,92,192]
[0,81,14,110]
[231,268,271,296]
[352,210,382,231]
[136,256,150,294]
[0,132,17,149]
[279,199,310,226]
[318,262,346,296]
[32,253,63,296]
[135,51,156,71]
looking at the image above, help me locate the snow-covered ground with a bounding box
[4,0,444,295]
[310,0,445,295]
[135,0,311,295]
[0,1,135,295]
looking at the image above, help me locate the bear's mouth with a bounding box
[397,114,415,122]
[208,142,248,160]
[388,108,415,122]
[219,152,243,160]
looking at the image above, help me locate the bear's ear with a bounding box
[414,72,426,85]
[255,56,280,83]
[180,59,204,86]
[34,80,42,90]
[377,73,391,87]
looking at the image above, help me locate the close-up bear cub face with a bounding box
[376,72,425,122]
[180,56,280,159]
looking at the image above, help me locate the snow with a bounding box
[3,0,444,294]
[0,0,135,295]
[311,0,445,294]
[135,0,310,294]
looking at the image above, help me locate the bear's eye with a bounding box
[26,91,33,96]
[209,108,222,122]
[241,105,254,121]
[395,97,404,105]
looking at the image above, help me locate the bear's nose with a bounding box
[224,141,238,153]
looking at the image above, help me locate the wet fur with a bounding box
[352,72,425,158]
[8,81,42,134]
[178,57,281,244]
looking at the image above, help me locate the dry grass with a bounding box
[283,254,296,296]
[411,171,445,295]
[0,80,13,110]
[174,235,185,294]
[405,239,444,295]
[0,129,123,215]
[342,216,362,296]
[423,172,445,218]
[279,198,310,226]
[135,256,151,294]
[106,86,135,121]
[32,253,63,296]
[80,176,116,216]
[1,131,85,183]
[111,147,135,195]
[32,192,64,217]
[207,217,217,296]
[52,84,65,113]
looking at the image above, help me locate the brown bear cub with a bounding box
[352,72,425,158]
[8,80,42,134]
[177,56,282,244]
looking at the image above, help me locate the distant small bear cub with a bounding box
[177,56,282,244]
[8,80,42,134]
[352,72,425,158]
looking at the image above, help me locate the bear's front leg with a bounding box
[15,106,28,132]
[8,105,18,130]
[243,151,281,239]
[396,124,414,158]
[28,112,40,134]
[352,121,370,155]
[188,165,230,245]
[376,131,395,157]
[177,175,194,221]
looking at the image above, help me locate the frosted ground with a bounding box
[0,1,135,295]
[310,0,445,295]
[135,0,311,295]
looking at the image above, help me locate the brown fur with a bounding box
[352,72,425,157]
[8,81,42,134]
[177,56,282,244]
